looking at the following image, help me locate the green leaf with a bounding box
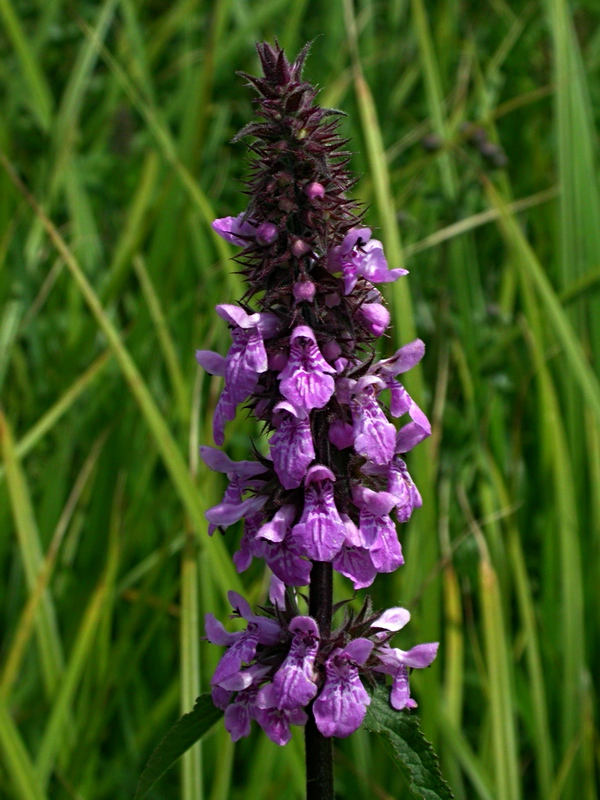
[135,694,223,800]
[364,684,454,800]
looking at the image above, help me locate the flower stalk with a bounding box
[196,41,438,799]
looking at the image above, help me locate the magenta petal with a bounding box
[212,387,237,446]
[264,539,312,586]
[357,302,390,336]
[224,701,253,741]
[350,381,396,466]
[313,649,371,738]
[257,505,296,542]
[254,707,306,746]
[278,326,336,412]
[200,446,267,480]
[205,494,266,527]
[204,613,238,646]
[196,349,226,376]
[371,607,411,632]
[212,214,256,246]
[387,457,422,523]
[268,616,319,709]
[390,665,418,710]
[368,519,404,572]
[333,545,377,589]
[397,642,439,669]
[377,339,425,377]
[292,474,347,561]
[269,408,315,489]
[328,420,354,450]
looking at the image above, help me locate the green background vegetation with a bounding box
[1,0,599,798]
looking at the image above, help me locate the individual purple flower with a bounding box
[327,228,408,294]
[350,377,396,466]
[201,446,267,534]
[205,592,280,689]
[313,638,373,738]
[278,326,336,412]
[253,704,309,746]
[352,485,404,573]
[216,304,277,405]
[224,685,259,741]
[269,402,315,489]
[372,608,438,710]
[257,506,312,586]
[259,616,320,710]
[196,306,278,444]
[372,339,428,422]
[292,466,348,562]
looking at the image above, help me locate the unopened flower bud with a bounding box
[291,238,312,257]
[357,302,390,337]
[324,293,340,308]
[293,280,316,302]
[278,198,295,213]
[256,222,278,245]
[322,340,342,361]
[269,351,289,371]
[305,182,325,201]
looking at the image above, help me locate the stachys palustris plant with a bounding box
[196,41,437,799]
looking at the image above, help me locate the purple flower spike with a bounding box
[278,326,336,412]
[292,466,348,561]
[313,639,373,738]
[261,616,320,710]
[353,485,404,573]
[212,213,257,246]
[269,402,315,489]
[200,43,439,746]
[350,377,396,466]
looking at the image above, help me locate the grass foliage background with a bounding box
[1,0,600,798]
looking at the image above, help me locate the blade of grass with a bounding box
[133,254,189,424]
[0,151,243,601]
[485,455,554,797]
[34,573,109,787]
[486,184,600,428]
[0,0,53,130]
[0,411,64,697]
[0,432,107,697]
[0,699,48,800]
[0,348,112,481]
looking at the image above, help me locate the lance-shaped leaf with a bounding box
[135,695,223,800]
[364,684,454,800]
